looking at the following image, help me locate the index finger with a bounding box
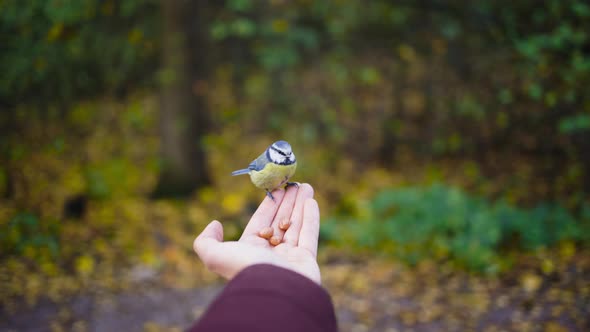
[240,189,286,239]
[283,183,314,245]
[297,198,320,258]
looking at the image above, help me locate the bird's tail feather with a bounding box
[231,169,250,176]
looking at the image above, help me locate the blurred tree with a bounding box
[0,0,212,197]
[153,0,212,197]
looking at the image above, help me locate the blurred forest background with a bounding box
[1,0,590,331]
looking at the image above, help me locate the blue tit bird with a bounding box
[231,140,297,201]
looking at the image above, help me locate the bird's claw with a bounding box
[266,190,275,202]
[285,182,299,188]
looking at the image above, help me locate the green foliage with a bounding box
[0,0,159,105]
[210,0,323,70]
[210,0,590,141]
[559,114,590,133]
[323,184,589,273]
[0,212,60,261]
[84,158,146,200]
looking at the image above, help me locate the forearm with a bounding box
[189,264,337,332]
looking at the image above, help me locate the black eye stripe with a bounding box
[271,146,288,157]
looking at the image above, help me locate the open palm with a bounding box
[193,184,321,284]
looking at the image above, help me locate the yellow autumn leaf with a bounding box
[521,272,542,293]
[544,321,569,332]
[75,255,95,276]
[541,258,555,275]
[558,241,575,260]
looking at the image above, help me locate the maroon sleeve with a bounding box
[189,264,338,332]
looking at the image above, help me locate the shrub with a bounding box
[0,212,60,262]
[322,184,589,273]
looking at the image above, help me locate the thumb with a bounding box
[193,220,224,262]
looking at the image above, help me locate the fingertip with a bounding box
[193,235,201,255]
[279,218,291,230]
[258,226,274,239]
[305,197,318,208]
[299,183,314,197]
[206,220,224,239]
[194,220,223,254]
[270,236,282,246]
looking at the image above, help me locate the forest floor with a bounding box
[2,250,588,332]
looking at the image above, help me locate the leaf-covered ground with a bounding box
[2,248,588,332]
[322,249,590,332]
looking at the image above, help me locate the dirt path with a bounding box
[2,257,589,332]
[1,286,221,332]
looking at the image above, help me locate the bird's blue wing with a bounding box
[231,152,269,176]
[248,153,269,172]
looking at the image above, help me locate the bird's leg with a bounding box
[283,175,299,189]
[265,190,275,202]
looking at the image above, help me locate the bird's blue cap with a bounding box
[273,140,291,149]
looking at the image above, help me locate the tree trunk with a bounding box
[153,0,211,197]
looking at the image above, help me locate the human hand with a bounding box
[193,184,321,284]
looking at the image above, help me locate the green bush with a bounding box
[322,184,589,273]
[0,212,60,261]
[0,0,159,106]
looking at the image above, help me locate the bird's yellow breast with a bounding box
[250,162,297,191]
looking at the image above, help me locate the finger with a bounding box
[298,199,320,258]
[268,184,299,245]
[283,183,314,246]
[193,220,224,263]
[241,189,286,238]
[258,226,274,239]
